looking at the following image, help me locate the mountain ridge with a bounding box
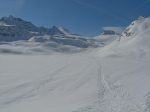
[0,15,81,41]
[0,15,102,48]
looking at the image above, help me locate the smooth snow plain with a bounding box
[0,17,150,112]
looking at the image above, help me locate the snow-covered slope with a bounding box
[96,16,150,56]
[0,21,15,27]
[95,35,118,45]
[120,16,146,39]
[0,52,101,112]
[95,16,150,111]
[94,32,119,45]
[94,27,121,45]
[0,17,150,112]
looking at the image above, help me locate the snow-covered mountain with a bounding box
[94,16,150,112]
[28,27,99,48]
[120,16,146,40]
[0,15,77,40]
[94,27,122,45]
[0,15,40,41]
[0,16,150,112]
[97,16,150,58]
[0,15,101,48]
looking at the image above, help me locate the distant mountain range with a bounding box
[0,15,80,41]
[0,15,120,48]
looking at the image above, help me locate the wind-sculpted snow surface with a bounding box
[0,53,101,112]
[95,17,150,112]
[0,17,150,112]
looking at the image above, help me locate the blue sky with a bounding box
[0,0,150,36]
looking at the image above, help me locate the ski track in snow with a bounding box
[0,64,68,107]
[0,47,150,112]
[73,55,146,112]
[0,53,99,112]
[1,16,150,112]
[0,51,149,112]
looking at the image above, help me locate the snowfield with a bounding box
[0,17,150,112]
[0,53,100,112]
